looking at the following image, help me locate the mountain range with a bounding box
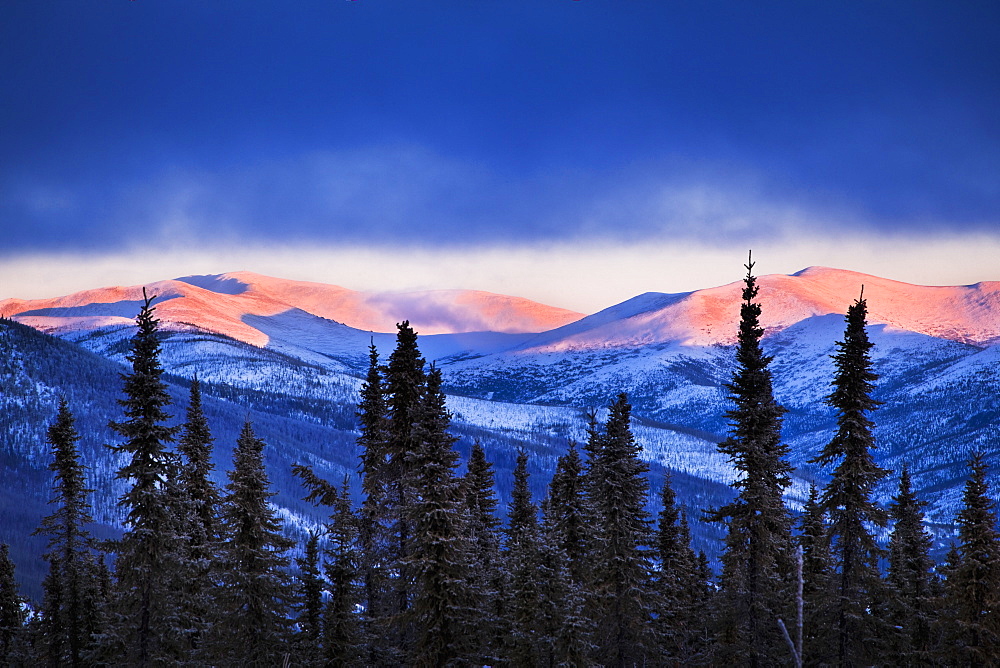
[2,266,998,593]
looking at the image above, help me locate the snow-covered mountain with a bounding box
[2,266,998,579]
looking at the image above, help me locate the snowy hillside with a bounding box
[3,266,998,542]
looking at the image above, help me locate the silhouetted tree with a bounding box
[34,400,104,666]
[945,453,1000,666]
[0,544,25,665]
[709,255,795,667]
[176,377,221,657]
[885,465,935,664]
[589,394,653,667]
[811,294,889,665]
[295,530,324,666]
[206,421,294,666]
[654,474,703,663]
[463,441,503,665]
[404,366,473,666]
[799,483,835,666]
[294,468,364,666]
[105,290,186,666]
[384,321,427,657]
[354,340,392,664]
[503,450,541,666]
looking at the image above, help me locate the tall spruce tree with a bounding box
[384,321,427,656]
[946,453,1000,665]
[404,366,473,667]
[811,293,889,666]
[885,465,935,664]
[355,340,392,664]
[589,393,653,668]
[0,544,25,665]
[207,421,294,667]
[463,441,503,665]
[34,399,104,666]
[105,289,185,666]
[708,255,795,667]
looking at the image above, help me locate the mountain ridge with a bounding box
[4,267,999,356]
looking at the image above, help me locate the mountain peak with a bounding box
[0,273,585,346]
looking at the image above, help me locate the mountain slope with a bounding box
[0,271,584,343]
[505,266,1000,353]
[3,265,998,580]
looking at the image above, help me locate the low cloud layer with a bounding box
[4,145,996,258]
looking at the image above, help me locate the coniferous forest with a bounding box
[2,262,1000,668]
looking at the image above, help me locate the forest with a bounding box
[1,263,999,668]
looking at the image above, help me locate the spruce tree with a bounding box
[503,450,542,667]
[463,441,504,665]
[547,442,591,587]
[811,294,889,666]
[798,483,835,666]
[946,453,1000,666]
[295,531,324,666]
[34,399,104,666]
[383,321,427,656]
[537,500,592,667]
[403,366,473,667]
[355,340,392,664]
[708,255,795,667]
[589,394,653,668]
[0,544,25,665]
[933,541,963,660]
[653,474,702,663]
[885,465,935,664]
[684,514,715,661]
[176,377,221,658]
[206,421,294,667]
[294,468,364,667]
[105,289,185,666]
[322,479,364,667]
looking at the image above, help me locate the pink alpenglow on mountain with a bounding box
[0,272,585,347]
[515,266,1000,352]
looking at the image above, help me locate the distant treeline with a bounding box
[2,263,999,667]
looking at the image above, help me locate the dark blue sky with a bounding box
[1,1,999,304]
